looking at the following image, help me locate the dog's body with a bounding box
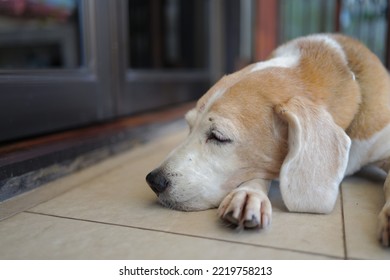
[146,34,390,247]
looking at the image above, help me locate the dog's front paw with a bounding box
[218,187,272,229]
[378,202,390,247]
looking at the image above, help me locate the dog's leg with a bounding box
[218,179,272,229]
[374,158,390,247]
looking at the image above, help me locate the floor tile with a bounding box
[342,173,390,259]
[29,130,345,258]
[0,126,187,221]
[0,212,331,259]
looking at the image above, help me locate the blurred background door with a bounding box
[118,0,211,115]
[0,0,116,142]
[1,0,389,143]
[0,0,216,142]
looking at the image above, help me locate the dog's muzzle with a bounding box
[145,169,171,195]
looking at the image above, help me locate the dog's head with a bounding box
[146,66,351,213]
[146,70,287,211]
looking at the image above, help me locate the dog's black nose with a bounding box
[146,169,170,194]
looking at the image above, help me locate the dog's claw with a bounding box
[244,215,259,228]
[223,211,239,225]
[378,204,390,247]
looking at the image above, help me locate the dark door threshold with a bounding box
[0,103,193,202]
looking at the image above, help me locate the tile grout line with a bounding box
[24,210,343,260]
[0,159,137,222]
[340,184,348,259]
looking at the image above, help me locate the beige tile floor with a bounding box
[1,125,390,259]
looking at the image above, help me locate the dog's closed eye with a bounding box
[206,130,232,145]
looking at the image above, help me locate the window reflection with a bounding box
[0,0,81,69]
[128,0,208,69]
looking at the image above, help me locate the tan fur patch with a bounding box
[195,34,390,178]
[333,34,390,139]
[198,34,390,178]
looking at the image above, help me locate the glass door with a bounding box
[0,0,115,142]
[116,0,212,115]
[0,0,220,142]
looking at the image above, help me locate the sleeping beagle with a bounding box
[146,34,390,247]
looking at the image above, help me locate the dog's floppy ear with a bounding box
[275,96,351,213]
